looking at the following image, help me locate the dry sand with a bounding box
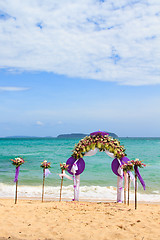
[0,199,160,240]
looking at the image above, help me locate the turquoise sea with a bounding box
[0,137,160,202]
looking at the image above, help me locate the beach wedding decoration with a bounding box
[121,161,134,205]
[40,160,51,202]
[11,157,24,204]
[131,159,146,209]
[65,131,146,204]
[66,157,85,201]
[59,163,72,201]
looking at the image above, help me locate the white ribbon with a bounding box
[59,170,72,180]
[128,171,138,189]
[71,160,78,174]
[105,150,115,158]
[45,168,51,178]
[117,175,123,203]
[75,175,80,201]
[116,158,123,203]
[84,148,98,156]
[70,160,81,201]
[117,158,123,177]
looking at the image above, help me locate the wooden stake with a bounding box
[15,180,18,204]
[135,170,137,210]
[124,172,127,204]
[127,174,130,206]
[42,168,45,202]
[59,169,64,202]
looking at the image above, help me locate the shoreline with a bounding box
[1,182,160,203]
[1,197,160,205]
[0,199,160,240]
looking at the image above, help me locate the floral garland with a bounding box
[40,160,51,169]
[60,163,69,171]
[72,134,126,160]
[11,157,24,167]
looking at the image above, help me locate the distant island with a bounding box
[57,133,87,139]
[57,132,118,139]
[3,132,118,139]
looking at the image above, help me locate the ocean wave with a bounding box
[12,153,41,156]
[0,183,160,202]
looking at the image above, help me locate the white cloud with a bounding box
[36,121,44,126]
[0,86,29,91]
[0,0,160,85]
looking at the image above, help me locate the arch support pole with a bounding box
[73,175,80,201]
[117,175,123,203]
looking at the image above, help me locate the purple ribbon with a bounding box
[134,166,146,190]
[14,166,20,182]
[45,168,51,178]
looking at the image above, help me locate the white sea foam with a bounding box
[12,153,40,156]
[0,183,160,202]
[152,190,159,194]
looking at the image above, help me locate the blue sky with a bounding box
[0,0,160,137]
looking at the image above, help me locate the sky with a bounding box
[0,0,160,137]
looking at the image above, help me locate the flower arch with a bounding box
[66,131,132,202]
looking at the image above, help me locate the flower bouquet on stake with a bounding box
[131,158,146,209]
[11,157,25,167]
[131,159,146,168]
[40,160,51,169]
[59,163,69,202]
[121,161,134,172]
[40,160,51,202]
[60,163,69,171]
[11,157,24,204]
[121,161,134,205]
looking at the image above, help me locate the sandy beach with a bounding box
[0,199,159,240]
